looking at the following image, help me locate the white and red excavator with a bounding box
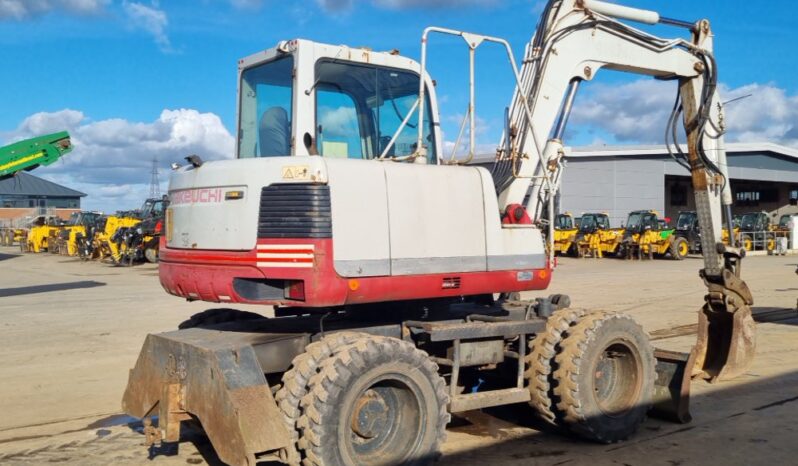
[123,2,755,465]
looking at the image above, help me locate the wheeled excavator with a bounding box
[123,2,755,465]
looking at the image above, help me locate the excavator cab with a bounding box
[237,42,440,163]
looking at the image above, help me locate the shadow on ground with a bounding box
[123,365,798,466]
[113,310,798,466]
[0,280,106,298]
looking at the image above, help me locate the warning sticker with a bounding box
[281,165,310,180]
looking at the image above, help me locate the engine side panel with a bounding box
[384,162,487,274]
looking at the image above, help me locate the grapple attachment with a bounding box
[122,329,304,466]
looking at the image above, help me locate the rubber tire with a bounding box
[670,237,688,260]
[144,247,158,263]
[553,312,655,443]
[766,239,776,252]
[298,337,449,466]
[177,308,265,329]
[276,332,369,465]
[526,308,587,424]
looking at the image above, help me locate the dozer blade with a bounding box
[693,301,756,382]
[651,348,697,424]
[122,328,307,466]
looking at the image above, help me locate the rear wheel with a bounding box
[144,247,158,263]
[526,308,587,424]
[277,332,367,465]
[766,238,776,252]
[554,312,655,443]
[298,337,449,466]
[177,308,265,329]
[670,237,688,260]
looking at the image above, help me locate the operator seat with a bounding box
[259,107,290,156]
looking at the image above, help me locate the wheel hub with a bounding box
[351,389,391,440]
[593,342,642,416]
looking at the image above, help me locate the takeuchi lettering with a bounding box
[170,188,223,205]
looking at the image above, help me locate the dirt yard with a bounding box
[1,247,796,465]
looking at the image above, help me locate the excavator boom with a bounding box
[416,0,754,381]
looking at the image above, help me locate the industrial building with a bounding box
[558,142,798,226]
[0,172,86,222]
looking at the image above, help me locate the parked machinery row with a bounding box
[553,210,688,260]
[2,196,168,265]
[555,208,797,259]
[675,210,796,254]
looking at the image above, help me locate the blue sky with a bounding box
[1,0,796,212]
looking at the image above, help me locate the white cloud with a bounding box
[0,0,109,19]
[5,108,235,212]
[568,78,676,144]
[318,106,358,137]
[567,78,798,148]
[122,1,172,52]
[720,83,798,146]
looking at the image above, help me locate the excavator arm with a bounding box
[0,131,73,180]
[503,0,753,381]
[417,0,753,381]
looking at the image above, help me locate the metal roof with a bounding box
[0,172,86,197]
[471,142,798,164]
[568,142,798,159]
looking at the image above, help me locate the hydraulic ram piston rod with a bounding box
[583,1,695,30]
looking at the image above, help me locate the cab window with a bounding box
[314,60,437,163]
[238,56,294,158]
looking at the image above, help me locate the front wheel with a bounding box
[144,247,158,263]
[670,237,688,260]
[766,238,776,252]
[298,337,449,466]
[553,312,655,443]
